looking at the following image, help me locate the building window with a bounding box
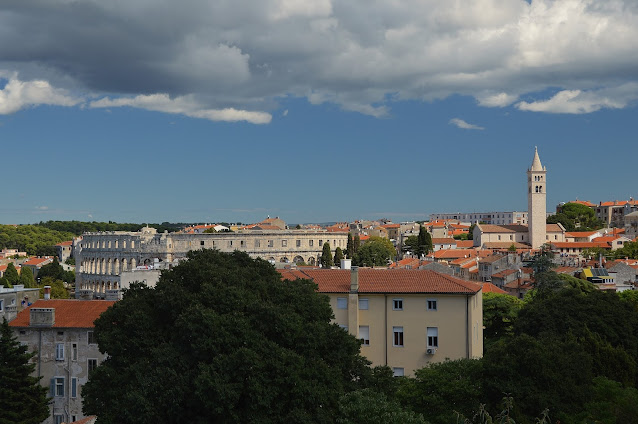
[71,343,78,361]
[319,240,323,246]
[255,240,261,248]
[393,327,404,347]
[200,240,205,246]
[309,240,314,247]
[337,297,347,309]
[53,377,65,397]
[427,299,437,311]
[339,324,348,331]
[393,299,403,310]
[55,343,64,361]
[228,240,233,247]
[268,240,274,248]
[240,240,245,247]
[71,378,78,398]
[54,415,64,424]
[427,327,439,348]
[393,367,404,377]
[282,240,287,247]
[88,331,96,345]
[88,358,98,374]
[0,299,3,312]
[296,240,301,247]
[359,325,370,345]
[358,298,369,310]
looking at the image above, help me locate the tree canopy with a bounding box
[547,202,603,231]
[82,249,372,424]
[0,224,74,256]
[0,318,50,424]
[321,242,334,268]
[416,225,432,256]
[354,236,396,267]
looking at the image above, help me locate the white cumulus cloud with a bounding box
[449,118,485,130]
[0,76,81,114]
[89,93,272,124]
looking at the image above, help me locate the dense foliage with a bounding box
[83,249,374,424]
[546,202,603,231]
[0,318,50,424]
[35,220,187,235]
[321,242,334,267]
[353,236,396,266]
[0,224,74,256]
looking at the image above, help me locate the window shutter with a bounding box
[71,378,77,398]
[50,378,55,397]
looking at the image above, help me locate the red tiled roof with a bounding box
[455,240,475,248]
[565,200,596,207]
[68,416,97,424]
[546,224,564,232]
[491,269,518,278]
[555,266,578,274]
[592,236,621,243]
[389,258,421,269]
[22,257,52,266]
[55,241,73,246]
[480,224,528,233]
[482,242,531,249]
[551,242,610,249]
[279,268,481,294]
[432,238,456,244]
[433,249,477,259]
[9,300,115,328]
[566,231,599,237]
[482,282,507,294]
[380,224,400,229]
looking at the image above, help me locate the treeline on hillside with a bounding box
[0,225,75,256]
[35,220,189,235]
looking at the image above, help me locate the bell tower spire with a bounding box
[527,147,547,249]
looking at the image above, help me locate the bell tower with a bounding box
[527,147,546,249]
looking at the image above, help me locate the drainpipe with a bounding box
[465,295,470,359]
[384,294,388,366]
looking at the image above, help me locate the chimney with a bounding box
[341,258,352,270]
[350,266,359,293]
[43,285,51,300]
[30,308,55,327]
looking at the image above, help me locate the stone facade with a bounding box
[75,227,348,298]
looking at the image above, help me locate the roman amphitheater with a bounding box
[76,226,348,297]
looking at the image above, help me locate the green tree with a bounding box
[37,257,65,281]
[38,277,69,299]
[3,263,19,287]
[354,236,396,267]
[321,242,334,268]
[337,389,427,424]
[416,225,432,256]
[0,318,50,424]
[468,223,476,240]
[82,249,371,424]
[346,233,355,258]
[19,266,36,288]
[334,247,344,267]
[547,202,603,231]
[610,240,638,260]
[403,235,419,253]
[398,359,485,424]
[483,292,522,346]
[579,377,638,423]
[354,234,361,253]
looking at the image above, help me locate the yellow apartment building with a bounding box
[280,267,483,376]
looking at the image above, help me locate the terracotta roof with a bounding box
[482,242,531,249]
[461,261,478,269]
[9,300,115,328]
[566,231,599,237]
[279,268,481,294]
[546,224,564,232]
[555,266,578,274]
[479,224,528,233]
[491,269,518,278]
[380,224,400,229]
[68,416,97,424]
[551,242,610,249]
[433,249,477,259]
[565,200,596,207]
[455,240,475,248]
[389,258,421,269]
[55,241,73,246]
[482,282,508,294]
[592,236,621,243]
[450,257,476,265]
[22,257,52,266]
[432,238,456,244]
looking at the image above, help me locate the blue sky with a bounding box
[1,1,637,225]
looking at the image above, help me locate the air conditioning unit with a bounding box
[426,347,436,355]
